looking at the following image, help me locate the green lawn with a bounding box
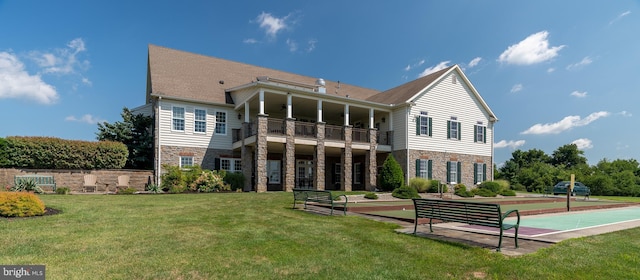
[2,193,640,279]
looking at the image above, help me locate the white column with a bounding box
[287,94,292,119]
[259,89,265,115]
[369,108,374,129]
[388,114,393,130]
[244,102,250,123]
[344,104,350,126]
[317,100,323,123]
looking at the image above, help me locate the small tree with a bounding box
[378,154,404,191]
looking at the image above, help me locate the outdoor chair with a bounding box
[116,175,130,191]
[83,174,98,192]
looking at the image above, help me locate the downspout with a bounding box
[406,105,411,185]
[156,96,162,186]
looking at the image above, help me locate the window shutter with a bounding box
[483,164,487,181]
[214,158,220,170]
[474,125,478,142]
[427,160,432,179]
[428,117,432,136]
[446,161,451,183]
[457,123,461,140]
[483,127,487,143]
[415,159,421,177]
[473,163,478,184]
[447,121,451,139]
[416,116,420,135]
[457,161,462,183]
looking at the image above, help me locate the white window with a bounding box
[416,159,431,179]
[448,118,460,140]
[354,162,361,184]
[267,160,280,184]
[173,107,185,131]
[194,109,207,133]
[234,160,242,172]
[220,159,231,171]
[215,111,227,135]
[219,158,242,173]
[474,163,486,184]
[474,124,486,143]
[180,156,193,168]
[417,111,431,136]
[447,161,460,184]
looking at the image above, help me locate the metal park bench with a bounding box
[14,175,57,192]
[292,188,348,215]
[412,198,520,251]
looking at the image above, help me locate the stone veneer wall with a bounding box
[0,168,153,192]
[393,150,492,188]
[160,146,237,171]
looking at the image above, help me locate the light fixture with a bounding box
[381,117,386,123]
[237,113,242,120]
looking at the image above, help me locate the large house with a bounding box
[134,45,498,192]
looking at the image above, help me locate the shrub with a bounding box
[0,192,45,217]
[499,189,516,196]
[161,164,185,192]
[224,172,245,191]
[145,184,162,194]
[190,170,230,192]
[55,187,71,195]
[478,181,501,193]
[364,192,378,199]
[11,178,44,194]
[378,155,404,191]
[392,186,420,199]
[426,180,443,193]
[454,184,473,197]
[476,188,497,197]
[118,187,138,195]
[494,179,511,190]
[409,178,430,193]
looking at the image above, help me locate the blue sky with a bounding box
[1,1,639,166]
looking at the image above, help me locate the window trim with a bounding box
[416,112,432,136]
[474,163,487,184]
[474,125,486,143]
[194,108,207,134]
[447,120,461,140]
[416,159,432,179]
[214,110,227,135]
[172,106,186,132]
[179,156,193,168]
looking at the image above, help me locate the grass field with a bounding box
[2,193,640,279]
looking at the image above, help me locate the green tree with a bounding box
[97,107,153,169]
[378,154,404,191]
[550,144,587,168]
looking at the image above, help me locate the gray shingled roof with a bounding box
[147,45,380,104]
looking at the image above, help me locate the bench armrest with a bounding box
[334,194,348,204]
[502,209,520,225]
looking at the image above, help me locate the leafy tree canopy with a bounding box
[97,107,153,169]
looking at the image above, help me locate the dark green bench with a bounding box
[412,198,520,251]
[14,175,57,192]
[292,188,348,215]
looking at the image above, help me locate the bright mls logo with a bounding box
[0,265,45,280]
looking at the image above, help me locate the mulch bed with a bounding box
[1,207,62,220]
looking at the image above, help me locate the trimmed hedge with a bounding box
[1,136,127,169]
[0,192,46,217]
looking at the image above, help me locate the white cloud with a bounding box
[521,111,610,135]
[404,59,425,72]
[618,111,632,117]
[255,12,291,38]
[418,61,450,77]
[306,39,317,52]
[81,77,92,86]
[0,51,58,104]
[286,39,298,52]
[494,140,526,149]
[243,38,258,44]
[498,31,565,65]
[468,57,482,68]
[510,84,523,93]
[572,138,593,150]
[547,68,555,73]
[30,38,89,75]
[566,56,592,70]
[570,91,587,98]
[65,114,104,124]
[610,11,631,25]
